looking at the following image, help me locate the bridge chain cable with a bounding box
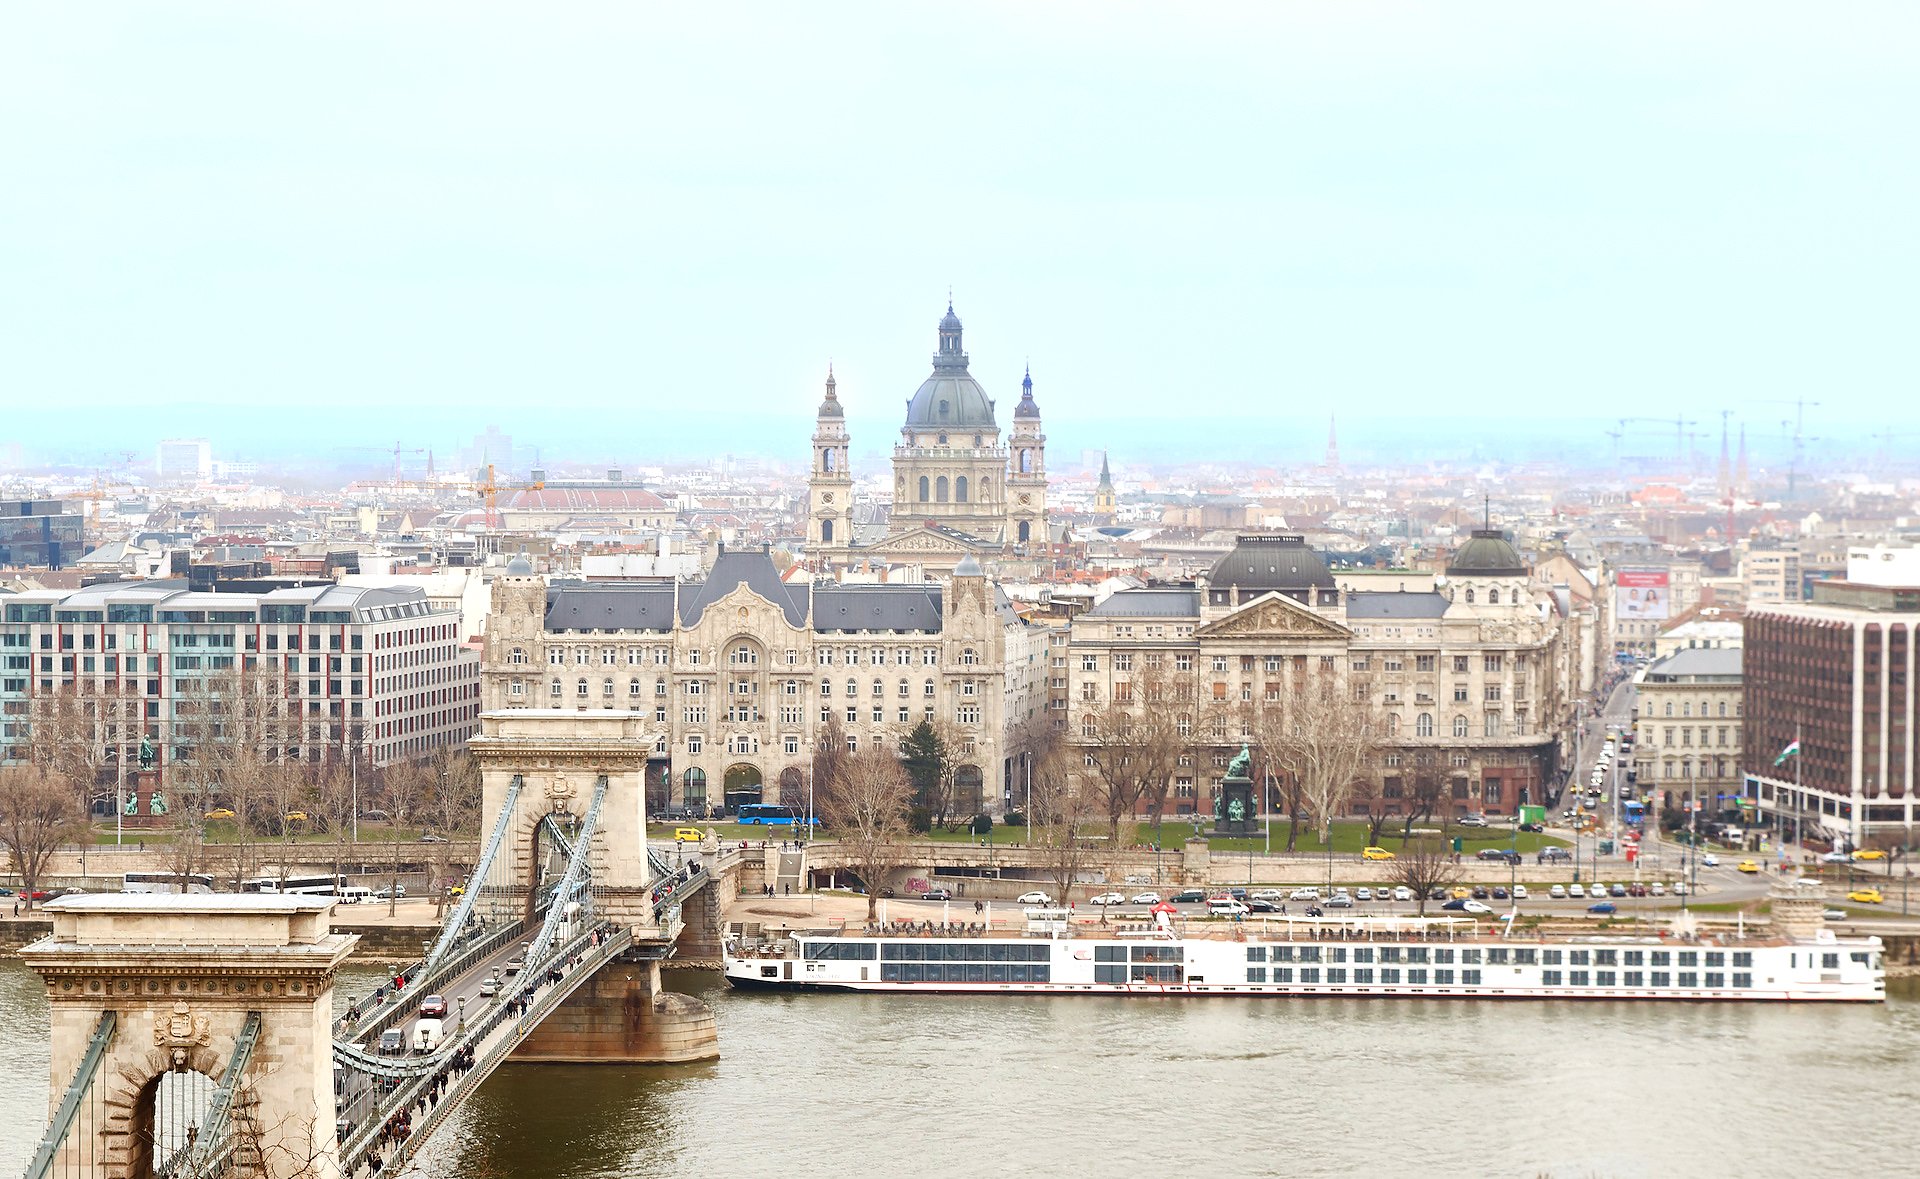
[420,773,525,974]
[519,777,609,974]
[167,1010,263,1179]
[22,1011,115,1179]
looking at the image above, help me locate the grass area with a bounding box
[722,817,1570,857]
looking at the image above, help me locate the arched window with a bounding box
[550,678,562,699]
[1416,713,1434,737]
[1464,587,1475,604]
[1020,448,1033,473]
[898,678,909,697]
[955,475,969,502]
[820,519,834,543]
[919,476,930,502]
[936,476,949,502]
[823,449,835,473]
[1453,715,1469,738]
[629,678,641,696]
[1488,588,1500,604]
[576,678,589,698]
[602,678,614,698]
[1017,520,1030,543]
[923,678,936,697]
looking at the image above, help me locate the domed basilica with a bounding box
[805,302,1049,573]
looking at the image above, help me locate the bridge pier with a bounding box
[511,956,717,1064]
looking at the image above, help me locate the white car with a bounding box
[1289,887,1322,901]
[1354,887,1373,902]
[1819,851,1851,864]
[1392,886,1413,902]
[1130,891,1162,905]
[1459,899,1495,915]
[1649,882,1665,896]
[1549,884,1568,899]
[1249,888,1285,901]
[1511,884,1529,900]
[1671,881,1690,896]
[1701,854,1719,868]
[1568,884,1586,898]
[1208,898,1251,916]
[1088,892,1125,906]
[1016,891,1053,905]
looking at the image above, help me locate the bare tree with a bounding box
[816,746,913,920]
[1400,757,1446,843]
[1079,666,1187,844]
[0,765,87,910]
[1244,699,1306,851]
[1388,838,1462,917]
[1276,674,1378,849]
[1029,741,1100,904]
[379,759,434,915]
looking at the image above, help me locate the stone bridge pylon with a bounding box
[23,894,356,1179]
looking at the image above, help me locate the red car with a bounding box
[417,994,448,1020]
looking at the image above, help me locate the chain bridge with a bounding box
[18,711,728,1179]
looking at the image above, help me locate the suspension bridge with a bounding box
[18,711,735,1179]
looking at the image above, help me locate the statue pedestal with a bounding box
[1211,774,1259,840]
[121,769,170,829]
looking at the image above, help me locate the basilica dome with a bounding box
[903,302,997,431]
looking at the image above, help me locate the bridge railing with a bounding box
[334,916,530,1048]
[339,920,632,1175]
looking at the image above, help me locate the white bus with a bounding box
[242,874,348,896]
[122,872,215,895]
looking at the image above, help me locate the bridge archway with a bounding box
[723,763,763,811]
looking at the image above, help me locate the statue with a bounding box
[123,793,138,816]
[149,791,168,816]
[138,734,155,771]
[1226,796,1246,822]
[1226,743,1252,779]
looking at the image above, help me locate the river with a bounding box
[3,959,1916,1178]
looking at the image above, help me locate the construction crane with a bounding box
[336,441,429,484]
[345,464,543,532]
[1751,398,1822,501]
[1615,416,1697,466]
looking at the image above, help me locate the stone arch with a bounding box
[682,767,708,809]
[777,765,804,807]
[723,762,764,810]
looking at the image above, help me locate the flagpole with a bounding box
[1792,718,1801,856]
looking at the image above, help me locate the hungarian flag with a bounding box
[1772,739,1801,767]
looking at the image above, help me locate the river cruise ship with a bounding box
[724,894,1885,1004]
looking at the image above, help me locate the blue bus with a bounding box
[736,804,818,826]
[1623,799,1645,825]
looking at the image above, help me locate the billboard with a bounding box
[1614,568,1671,621]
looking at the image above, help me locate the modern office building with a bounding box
[155,438,213,483]
[1743,547,1920,849]
[0,577,479,792]
[0,499,84,569]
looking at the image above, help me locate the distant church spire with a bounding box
[1326,414,1341,469]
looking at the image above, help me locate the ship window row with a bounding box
[880,943,1048,963]
[1093,965,1184,984]
[803,942,879,961]
[881,963,1050,983]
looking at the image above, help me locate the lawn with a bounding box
[734,817,1569,856]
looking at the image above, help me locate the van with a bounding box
[673,827,703,843]
[335,886,373,905]
[378,1029,405,1056]
[413,1018,443,1054]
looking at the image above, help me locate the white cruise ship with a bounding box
[723,884,1885,1004]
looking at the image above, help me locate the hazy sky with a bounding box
[3,3,1915,468]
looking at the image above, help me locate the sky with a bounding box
[2,3,1916,472]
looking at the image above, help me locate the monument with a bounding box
[1212,743,1260,839]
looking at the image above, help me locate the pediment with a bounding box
[1196,592,1351,641]
[861,525,995,556]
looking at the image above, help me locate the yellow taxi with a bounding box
[202,808,236,821]
[673,827,703,843]
[1848,888,1884,904]
[1361,846,1397,861]
[1852,849,1888,861]
[284,811,309,824]
[1736,860,1760,874]
[1450,886,1473,899]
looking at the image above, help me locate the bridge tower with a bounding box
[471,709,718,1063]
[22,894,356,1179]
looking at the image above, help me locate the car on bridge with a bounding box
[418,994,448,1019]
[378,1029,405,1056]
[479,974,501,998]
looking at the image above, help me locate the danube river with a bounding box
[3,959,1916,1178]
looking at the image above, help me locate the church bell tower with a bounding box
[807,367,853,563]
[1007,366,1048,549]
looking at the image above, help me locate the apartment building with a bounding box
[1632,647,1743,815]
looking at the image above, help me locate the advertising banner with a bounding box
[1613,568,1671,621]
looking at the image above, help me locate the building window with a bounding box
[1452,715,1469,738]
[1416,713,1434,738]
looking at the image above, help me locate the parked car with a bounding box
[1449,886,1472,899]
[1470,886,1490,900]
[1249,888,1285,901]
[1015,891,1053,905]
[1131,891,1162,905]
[1568,884,1586,898]
[1609,883,1628,897]
[1361,846,1397,861]
[922,888,954,902]
[1490,886,1509,900]
[1588,901,1618,914]
[1671,881,1690,896]
[1427,886,1448,901]
[1512,885,1529,899]
[1289,887,1323,901]
[1649,882,1665,896]
[1627,883,1648,897]
[417,994,448,1019]
[1354,887,1373,902]
[1392,886,1413,902]
[1089,892,1126,906]
[1549,884,1567,899]
[1170,889,1207,904]
[1323,894,1354,909]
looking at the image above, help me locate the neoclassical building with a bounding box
[481,546,1047,815]
[1065,531,1578,819]
[805,302,1049,573]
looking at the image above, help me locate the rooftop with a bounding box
[1644,647,1743,681]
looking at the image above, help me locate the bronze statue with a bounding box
[1226,742,1252,779]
